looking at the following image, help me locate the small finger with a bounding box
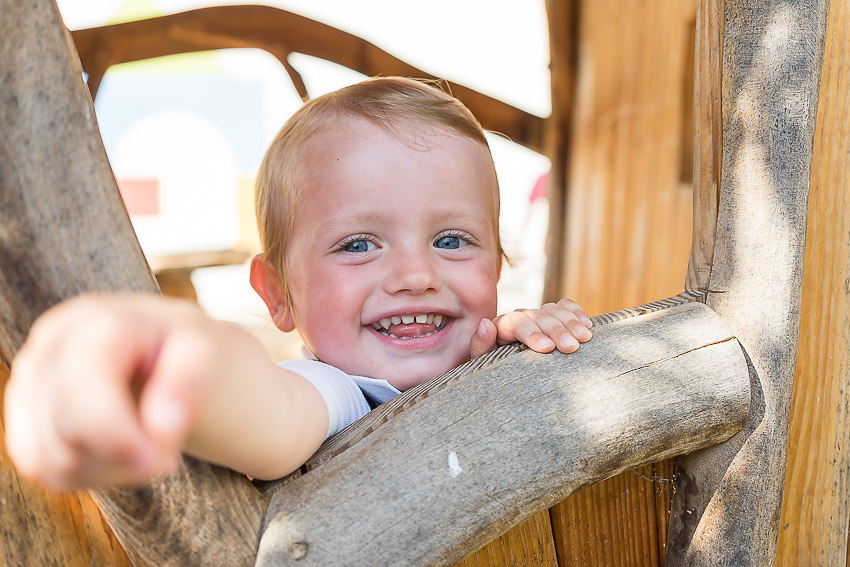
[528,311,582,353]
[469,318,498,359]
[555,298,593,329]
[51,365,159,487]
[4,366,49,483]
[542,302,592,343]
[139,317,217,459]
[497,311,558,352]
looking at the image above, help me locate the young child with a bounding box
[4,77,592,489]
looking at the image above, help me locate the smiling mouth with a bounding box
[370,312,449,339]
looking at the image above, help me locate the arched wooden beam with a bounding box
[69,5,546,154]
[667,0,831,564]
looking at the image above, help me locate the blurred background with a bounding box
[57,0,553,360]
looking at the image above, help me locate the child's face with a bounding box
[283,118,500,390]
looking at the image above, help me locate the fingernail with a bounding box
[477,319,489,337]
[539,336,556,349]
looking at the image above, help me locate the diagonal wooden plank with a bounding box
[0,2,266,565]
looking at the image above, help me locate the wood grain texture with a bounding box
[685,0,723,293]
[69,5,545,154]
[0,2,157,368]
[776,0,850,563]
[454,510,559,567]
[91,463,268,566]
[550,460,674,567]
[545,1,697,564]
[666,1,831,564]
[551,0,696,316]
[257,302,749,566]
[0,2,267,564]
[0,3,144,563]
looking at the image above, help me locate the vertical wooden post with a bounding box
[776,0,850,563]
[542,0,578,302]
[685,0,723,294]
[666,1,831,564]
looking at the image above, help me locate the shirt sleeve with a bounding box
[277,359,373,438]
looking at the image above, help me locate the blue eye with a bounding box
[343,239,377,253]
[435,236,460,249]
[434,234,469,249]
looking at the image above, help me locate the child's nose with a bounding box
[383,248,441,295]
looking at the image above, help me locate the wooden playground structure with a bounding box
[0,0,848,565]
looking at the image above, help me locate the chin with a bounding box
[386,358,465,392]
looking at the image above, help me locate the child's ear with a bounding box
[249,255,295,332]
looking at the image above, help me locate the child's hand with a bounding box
[469,298,592,359]
[4,294,215,489]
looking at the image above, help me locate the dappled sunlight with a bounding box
[257,301,750,564]
[669,0,830,562]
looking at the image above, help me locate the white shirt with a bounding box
[277,359,401,438]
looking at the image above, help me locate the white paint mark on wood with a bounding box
[448,452,463,478]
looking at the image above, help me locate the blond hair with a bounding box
[255,76,503,294]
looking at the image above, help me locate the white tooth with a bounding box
[415,314,427,323]
[434,314,444,327]
[426,313,434,324]
[372,322,381,330]
[380,317,392,329]
[391,316,402,325]
[401,315,414,324]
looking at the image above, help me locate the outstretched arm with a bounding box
[3,293,328,489]
[469,298,592,359]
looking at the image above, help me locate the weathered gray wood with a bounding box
[257,302,750,566]
[0,1,155,364]
[0,2,266,565]
[666,1,831,565]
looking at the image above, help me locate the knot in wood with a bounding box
[289,541,309,560]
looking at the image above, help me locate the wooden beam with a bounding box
[545,0,696,317]
[666,0,831,564]
[257,301,749,566]
[542,0,578,303]
[68,5,546,154]
[685,0,723,293]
